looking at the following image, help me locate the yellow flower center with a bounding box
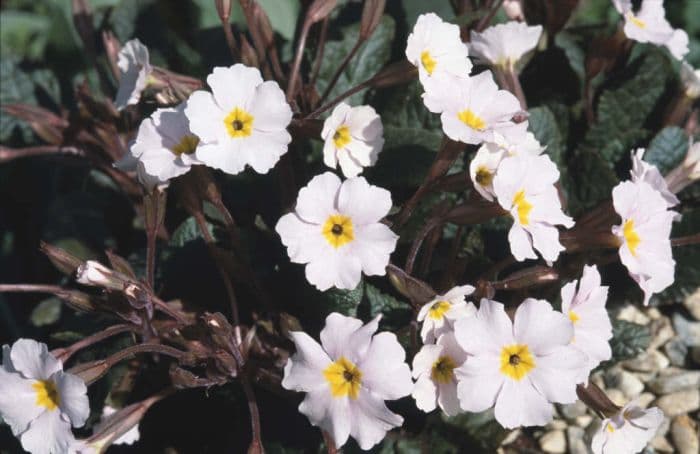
[171,134,200,156]
[457,109,486,131]
[333,125,351,149]
[322,214,354,248]
[33,380,60,411]
[623,219,641,257]
[627,13,646,29]
[223,107,254,138]
[323,356,362,399]
[475,166,494,186]
[428,300,451,320]
[420,50,437,75]
[499,344,536,381]
[606,422,616,433]
[513,190,533,226]
[569,310,580,324]
[431,355,457,384]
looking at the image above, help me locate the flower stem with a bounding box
[53,324,137,363]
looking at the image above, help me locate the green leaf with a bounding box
[316,16,395,106]
[579,50,671,165]
[569,150,619,212]
[554,31,585,81]
[320,282,364,317]
[258,0,300,41]
[528,106,566,168]
[31,68,61,105]
[0,11,50,60]
[364,283,406,317]
[644,126,689,174]
[170,216,215,247]
[609,319,651,361]
[0,57,36,142]
[440,409,508,451]
[30,297,62,326]
[657,207,700,303]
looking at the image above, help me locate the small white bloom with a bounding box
[560,265,612,382]
[275,172,398,291]
[130,101,203,182]
[612,180,676,305]
[469,21,543,71]
[412,332,467,416]
[612,0,689,60]
[502,0,524,21]
[680,61,700,99]
[493,154,574,263]
[405,13,472,86]
[416,285,476,343]
[185,64,292,175]
[282,313,413,450]
[114,39,152,110]
[630,148,679,207]
[321,103,384,178]
[114,153,169,191]
[0,339,89,454]
[591,401,665,454]
[100,406,140,445]
[75,260,121,290]
[455,299,587,429]
[470,124,544,201]
[424,71,521,143]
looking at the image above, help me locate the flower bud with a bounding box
[666,142,700,194]
[369,60,417,88]
[40,241,84,275]
[360,0,385,40]
[502,0,524,21]
[215,0,232,22]
[680,61,700,100]
[493,266,559,290]
[307,0,337,24]
[76,260,126,291]
[386,264,436,305]
[69,359,110,385]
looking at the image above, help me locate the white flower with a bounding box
[493,154,574,263]
[469,124,544,201]
[455,299,586,428]
[469,21,543,71]
[0,339,89,454]
[560,265,612,382]
[591,401,665,454]
[275,172,398,291]
[680,61,700,99]
[405,13,472,86]
[612,0,689,60]
[612,180,676,305]
[100,406,140,445]
[416,285,476,343]
[114,39,152,110]
[423,71,522,143]
[129,101,203,182]
[185,64,293,175]
[502,0,525,21]
[412,332,467,416]
[321,103,384,178]
[630,148,679,208]
[282,313,413,450]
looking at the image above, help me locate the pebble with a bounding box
[691,346,700,365]
[646,307,663,320]
[635,392,656,408]
[548,419,568,430]
[664,338,688,367]
[648,370,700,394]
[559,401,587,421]
[604,368,644,398]
[575,415,592,428]
[617,305,650,325]
[654,389,700,417]
[671,415,699,454]
[622,349,669,373]
[672,313,700,347]
[566,427,588,454]
[650,435,675,453]
[683,287,700,320]
[649,317,675,350]
[606,388,626,406]
[539,430,566,453]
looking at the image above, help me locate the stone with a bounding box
[648,370,700,394]
[683,287,700,320]
[606,388,626,406]
[671,415,699,454]
[691,346,700,365]
[650,436,675,453]
[649,317,675,350]
[647,307,663,320]
[664,338,688,367]
[622,349,669,372]
[617,305,650,325]
[636,392,656,409]
[539,430,566,453]
[672,313,700,347]
[575,415,592,428]
[548,419,568,430]
[590,371,605,391]
[604,368,644,398]
[654,389,700,417]
[566,427,588,454]
[559,401,587,421]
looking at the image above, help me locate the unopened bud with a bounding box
[386,264,436,305]
[215,0,232,21]
[360,0,386,39]
[493,266,559,291]
[666,141,700,194]
[680,61,700,100]
[369,60,417,88]
[40,241,84,275]
[240,36,259,67]
[72,0,95,55]
[69,359,109,385]
[307,0,337,24]
[57,289,98,313]
[502,0,524,21]
[576,382,620,417]
[76,261,126,291]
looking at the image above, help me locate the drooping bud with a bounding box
[369,60,417,89]
[76,260,127,291]
[576,382,620,418]
[666,141,700,194]
[215,0,232,22]
[307,0,337,24]
[69,359,110,385]
[493,266,559,291]
[40,241,84,275]
[386,264,436,306]
[359,0,386,40]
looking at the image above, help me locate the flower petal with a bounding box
[55,372,89,427]
[10,339,62,380]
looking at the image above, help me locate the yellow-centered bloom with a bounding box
[171,134,200,156]
[333,125,352,149]
[622,219,641,256]
[32,380,60,411]
[224,107,254,138]
[323,356,363,399]
[499,344,536,381]
[420,50,437,75]
[322,214,355,249]
[458,109,486,131]
[431,356,457,384]
[512,189,533,226]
